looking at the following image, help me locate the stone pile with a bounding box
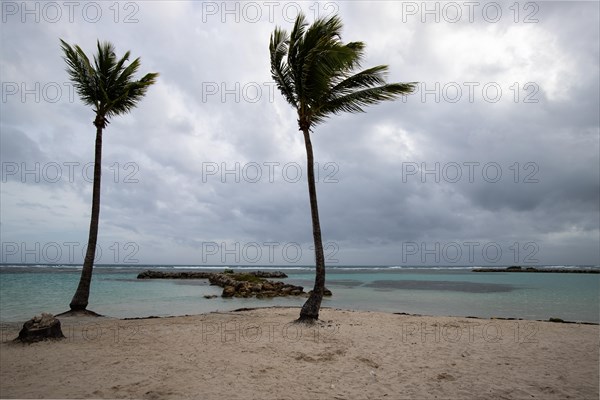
[207,273,304,298]
[136,270,305,298]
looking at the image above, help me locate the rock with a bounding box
[138,269,303,299]
[506,266,522,271]
[549,317,565,323]
[250,284,263,292]
[308,288,332,296]
[203,295,218,299]
[17,313,65,343]
[280,287,293,295]
[258,291,278,298]
[222,286,236,298]
[235,281,248,290]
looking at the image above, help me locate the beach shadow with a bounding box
[55,309,104,317]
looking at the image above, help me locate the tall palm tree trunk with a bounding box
[298,128,326,321]
[69,118,103,311]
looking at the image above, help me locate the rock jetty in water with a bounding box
[208,273,304,298]
[136,270,305,298]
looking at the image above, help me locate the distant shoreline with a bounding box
[473,266,600,273]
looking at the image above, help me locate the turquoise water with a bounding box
[286,270,600,322]
[0,265,598,323]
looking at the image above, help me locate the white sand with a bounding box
[1,307,598,399]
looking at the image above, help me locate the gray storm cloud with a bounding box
[1,1,598,266]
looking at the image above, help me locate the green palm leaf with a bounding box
[60,39,158,127]
[270,13,416,131]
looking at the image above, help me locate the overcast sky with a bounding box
[1,1,598,266]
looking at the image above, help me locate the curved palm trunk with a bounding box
[69,120,103,311]
[298,128,326,322]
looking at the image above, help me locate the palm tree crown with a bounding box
[270,13,416,131]
[60,39,158,128]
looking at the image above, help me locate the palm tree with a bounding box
[60,39,158,312]
[269,14,416,322]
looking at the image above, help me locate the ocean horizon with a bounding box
[1,263,598,324]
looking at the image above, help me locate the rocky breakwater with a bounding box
[208,272,304,298]
[136,269,304,298]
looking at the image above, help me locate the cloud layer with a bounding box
[1,1,598,266]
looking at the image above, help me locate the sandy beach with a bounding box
[1,307,598,399]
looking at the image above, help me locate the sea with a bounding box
[1,264,599,323]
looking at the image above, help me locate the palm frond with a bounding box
[329,65,390,96]
[317,83,417,118]
[60,39,158,124]
[269,28,296,107]
[297,15,341,100]
[288,12,308,68]
[60,39,98,108]
[268,14,416,131]
[107,71,159,118]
